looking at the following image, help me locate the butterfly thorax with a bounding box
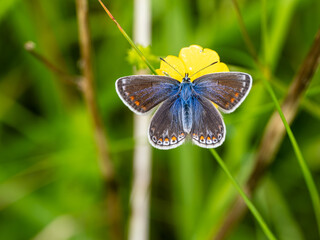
[180,73,193,100]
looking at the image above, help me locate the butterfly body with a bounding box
[116,72,252,149]
[179,74,194,133]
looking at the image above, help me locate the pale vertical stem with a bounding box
[128,0,152,240]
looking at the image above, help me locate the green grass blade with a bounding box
[210,149,277,240]
[261,77,320,237]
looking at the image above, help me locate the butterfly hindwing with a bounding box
[149,97,186,149]
[116,75,180,114]
[193,72,252,113]
[191,96,225,148]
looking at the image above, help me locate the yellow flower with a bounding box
[156,45,229,82]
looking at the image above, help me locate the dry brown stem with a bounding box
[75,0,123,239]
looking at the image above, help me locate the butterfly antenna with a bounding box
[189,61,218,78]
[160,58,183,77]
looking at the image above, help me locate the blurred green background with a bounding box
[0,0,319,239]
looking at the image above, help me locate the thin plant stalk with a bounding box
[98,0,156,75]
[210,149,277,240]
[128,0,152,240]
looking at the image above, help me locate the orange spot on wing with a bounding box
[212,136,216,140]
[207,136,211,141]
[200,136,205,141]
[130,96,134,101]
[142,106,146,111]
[165,138,169,142]
[235,92,239,97]
[172,136,177,141]
[135,101,140,106]
[158,138,163,142]
[231,98,235,103]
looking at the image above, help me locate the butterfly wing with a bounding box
[116,75,180,114]
[193,72,252,113]
[149,97,186,149]
[191,96,225,148]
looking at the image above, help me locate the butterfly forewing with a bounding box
[116,75,180,114]
[193,72,252,113]
[191,96,225,148]
[149,97,186,149]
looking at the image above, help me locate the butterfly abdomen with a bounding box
[182,101,192,133]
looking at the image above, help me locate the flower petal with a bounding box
[179,45,220,80]
[157,55,185,81]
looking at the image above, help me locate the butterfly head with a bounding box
[182,73,191,83]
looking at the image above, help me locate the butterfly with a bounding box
[115,62,252,150]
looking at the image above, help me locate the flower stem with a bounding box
[210,149,277,240]
[98,0,157,75]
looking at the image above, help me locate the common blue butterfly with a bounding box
[116,62,252,149]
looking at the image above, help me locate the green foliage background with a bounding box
[0,0,319,239]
